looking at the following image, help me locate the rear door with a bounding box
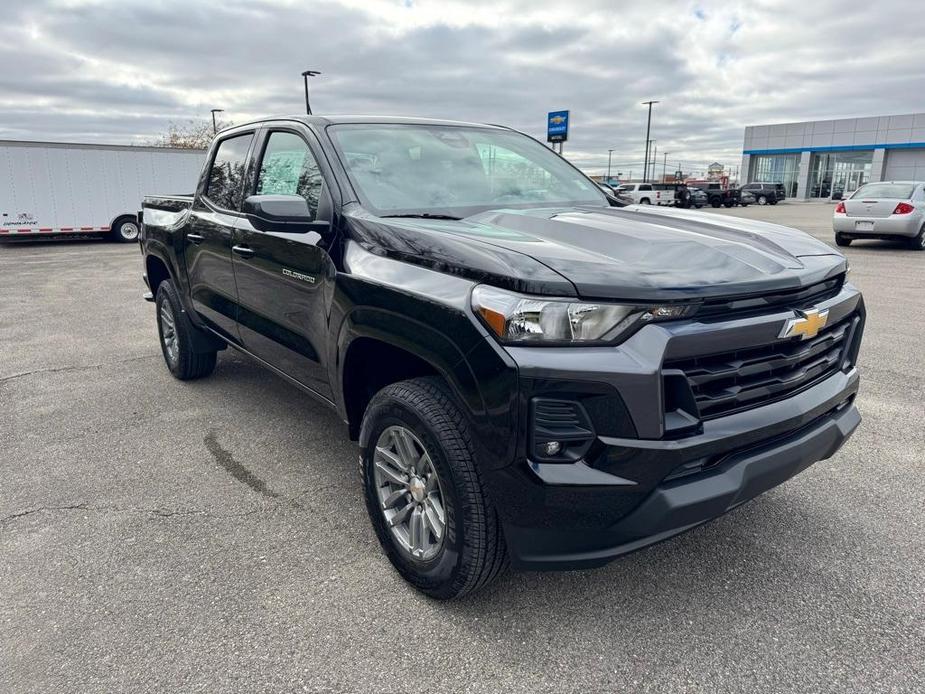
[183,131,255,342]
[232,126,338,398]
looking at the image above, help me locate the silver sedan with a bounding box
[833,181,925,250]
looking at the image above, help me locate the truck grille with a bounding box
[664,316,853,420]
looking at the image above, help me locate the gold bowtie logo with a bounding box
[779,308,829,340]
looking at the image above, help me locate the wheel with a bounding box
[723,201,734,208]
[757,195,768,205]
[110,216,140,243]
[155,280,217,380]
[694,203,703,209]
[907,225,925,251]
[361,377,507,599]
[639,198,651,205]
[711,198,721,208]
[835,233,852,247]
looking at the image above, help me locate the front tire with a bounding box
[757,195,768,205]
[155,280,217,380]
[110,216,140,243]
[711,198,721,208]
[361,377,507,599]
[835,232,852,247]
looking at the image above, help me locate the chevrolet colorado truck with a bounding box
[139,116,865,599]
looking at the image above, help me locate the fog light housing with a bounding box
[543,441,562,456]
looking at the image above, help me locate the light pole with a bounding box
[301,70,321,115]
[607,149,614,182]
[662,152,669,182]
[210,109,224,134]
[641,100,659,182]
[651,141,657,180]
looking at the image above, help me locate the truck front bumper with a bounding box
[486,284,864,571]
[499,378,859,570]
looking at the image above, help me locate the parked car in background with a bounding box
[596,182,616,195]
[741,182,786,205]
[833,181,925,250]
[615,182,670,205]
[689,187,708,208]
[0,139,203,242]
[739,190,755,206]
[687,182,741,208]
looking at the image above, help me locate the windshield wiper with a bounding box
[380,213,463,220]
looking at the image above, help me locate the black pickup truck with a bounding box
[139,116,865,598]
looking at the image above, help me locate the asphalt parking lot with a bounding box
[2,202,923,693]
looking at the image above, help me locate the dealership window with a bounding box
[808,150,872,199]
[748,154,800,197]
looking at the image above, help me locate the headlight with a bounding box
[471,285,693,345]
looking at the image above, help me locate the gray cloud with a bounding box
[1,0,923,177]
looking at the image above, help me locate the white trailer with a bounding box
[0,139,204,242]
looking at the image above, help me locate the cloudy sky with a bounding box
[2,0,923,176]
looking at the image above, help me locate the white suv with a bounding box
[615,183,668,205]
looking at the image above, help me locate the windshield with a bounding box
[328,123,606,217]
[852,182,915,199]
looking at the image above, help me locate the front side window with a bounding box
[206,133,253,210]
[256,131,324,219]
[328,123,605,217]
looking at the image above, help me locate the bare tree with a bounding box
[148,118,233,149]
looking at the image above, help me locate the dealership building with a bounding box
[741,112,925,200]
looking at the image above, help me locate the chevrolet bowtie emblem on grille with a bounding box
[779,308,829,340]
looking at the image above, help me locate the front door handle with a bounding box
[232,245,255,259]
[187,233,204,245]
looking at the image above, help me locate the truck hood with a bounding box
[346,205,847,301]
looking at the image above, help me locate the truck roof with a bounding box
[223,114,508,131]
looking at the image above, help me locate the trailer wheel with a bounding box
[110,216,140,243]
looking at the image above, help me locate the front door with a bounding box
[182,131,254,343]
[232,128,337,399]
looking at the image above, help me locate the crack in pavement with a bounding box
[0,503,267,526]
[0,354,160,388]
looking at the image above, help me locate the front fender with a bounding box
[332,243,519,471]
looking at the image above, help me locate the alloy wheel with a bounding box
[159,302,179,366]
[373,425,446,562]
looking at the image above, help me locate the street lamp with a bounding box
[210,109,224,134]
[607,149,614,182]
[641,100,659,182]
[301,70,321,115]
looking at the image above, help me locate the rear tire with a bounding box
[835,233,852,247]
[757,195,768,205]
[907,225,925,251]
[639,198,651,205]
[155,280,217,380]
[361,377,508,599]
[110,216,140,243]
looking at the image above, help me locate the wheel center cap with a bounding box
[409,477,426,503]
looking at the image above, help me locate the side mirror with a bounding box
[243,194,331,235]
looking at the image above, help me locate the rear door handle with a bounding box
[187,233,204,245]
[232,245,255,259]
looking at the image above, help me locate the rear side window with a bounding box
[639,184,652,191]
[206,133,254,210]
[256,131,325,219]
